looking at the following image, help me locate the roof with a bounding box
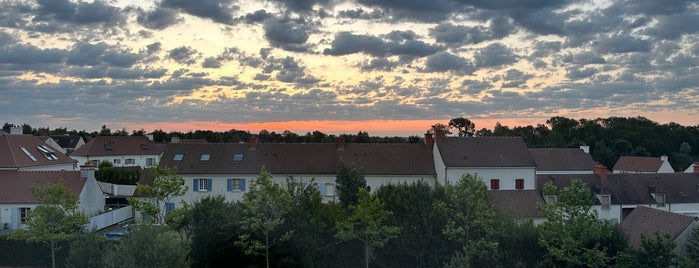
[436,137,536,167]
[487,190,544,219]
[50,135,84,148]
[0,135,77,169]
[71,136,163,157]
[0,171,86,204]
[159,142,436,176]
[537,173,699,205]
[621,206,696,247]
[613,156,664,172]
[529,148,596,171]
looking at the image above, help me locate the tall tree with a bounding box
[128,166,187,224]
[335,188,400,268]
[103,224,189,268]
[617,233,678,268]
[237,167,292,268]
[12,180,89,268]
[430,123,452,136]
[686,227,699,264]
[336,162,366,207]
[449,117,476,137]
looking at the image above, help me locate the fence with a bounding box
[86,205,134,231]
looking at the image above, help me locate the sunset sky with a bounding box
[1,0,698,136]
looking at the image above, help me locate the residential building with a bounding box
[613,155,675,173]
[0,132,77,171]
[684,162,699,173]
[529,146,596,175]
[70,136,163,169]
[488,190,545,224]
[621,206,698,254]
[48,135,85,154]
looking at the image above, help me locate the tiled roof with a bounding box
[529,148,596,171]
[621,206,696,247]
[537,173,699,205]
[613,156,663,172]
[487,190,544,218]
[159,142,436,176]
[436,137,536,167]
[50,135,83,148]
[0,135,77,169]
[71,136,162,156]
[0,171,86,203]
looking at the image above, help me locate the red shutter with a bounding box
[516,179,524,190]
[490,179,500,190]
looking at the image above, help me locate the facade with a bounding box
[613,155,675,173]
[70,136,163,169]
[0,133,77,171]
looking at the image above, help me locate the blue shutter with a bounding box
[227,179,232,191]
[319,183,325,196]
[207,179,212,191]
[240,179,246,191]
[193,179,199,191]
[166,202,175,213]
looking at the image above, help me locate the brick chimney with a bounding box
[435,129,445,142]
[661,155,668,162]
[424,132,433,150]
[337,136,345,151]
[694,162,699,174]
[593,164,608,180]
[80,162,95,180]
[249,135,258,150]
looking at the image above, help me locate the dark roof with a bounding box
[71,136,162,156]
[159,142,436,176]
[0,171,86,203]
[436,137,536,167]
[0,135,77,169]
[613,156,663,172]
[487,190,544,218]
[537,173,699,205]
[529,148,596,171]
[50,135,83,148]
[621,206,696,247]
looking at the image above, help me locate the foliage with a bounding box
[495,219,546,268]
[449,117,476,137]
[95,166,141,185]
[103,224,188,268]
[616,233,678,268]
[686,227,699,264]
[336,162,367,207]
[128,166,187,224]
[335,188,400,268]
[11,180,89,268]
[435,174,499,267]
[237,167,293,268]
[66,232,110,268]
[430,123,452,136]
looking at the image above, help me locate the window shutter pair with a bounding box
[226,179,247,191]
[192,179,213,192]
[319,183,326,196]
[165,202,175,212]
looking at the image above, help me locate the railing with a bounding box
[86,206,134,231]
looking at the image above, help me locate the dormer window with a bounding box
[173,154,184,161]
[200,154,211,161]
[104,144,113,150]
[598,194,611,208]
[544,195,557,204]
[141,144,149,150]
[655,193,666,207]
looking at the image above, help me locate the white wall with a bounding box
[658,161,675,173]
[79,176,106,217]
[536,170,594,175]
[445,167,536,190]
[71,154,160,169]
[433,145,447,185]
[0,204,38,230]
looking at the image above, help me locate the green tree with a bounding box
[128,166,187,224]
[617,233,678,268]
[335,188,400,268]
[435,174,499,267]
[103,224,188,268]
[430,123,452,136]
[237,167,292,268]
[11,180,89,268]
[336,162,367,207]
[66,232,109,268]
[686,227,699,264]
[449,117,476,137]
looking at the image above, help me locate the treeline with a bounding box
[5,115,699,170]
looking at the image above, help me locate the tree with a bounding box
[617,233,678,268]
[435,174,499,267]
[430,123,452,136]
[686,227,699,264]
[237,167,292,268]
[66,232,109,268]
[335,188,400,268]
[128,166,187,224]
[336,162,366,207]
[103,224,188,268]
[449,117,476,137]
[12,180,89,268]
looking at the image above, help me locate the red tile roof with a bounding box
[436,137,536,167]
[0,134,77,169]
[613,156,663,172]
[529,148,597,171]
[71,136,163,157]
[0,171,86,204]
[621,206,696,247]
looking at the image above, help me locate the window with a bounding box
[227,179,246,191]
[320,183,336,197]
[233,154,244,162]
[90,160,99,167]
[125,158,135,165]
[20,207,31,224]
[655,193,666,207]
[545,195,557,204]
[599,194,611,208]
[146,158,156,166]
[490,179,500,190]
[165,203,175,213]
[113,159,121,165]
[141,144,149,150]
[104,144,113,150]
[36,146,58,160]
[20,147,38,162]
[173,154,184,161]
[515,179,524,190]
[193,179,212,192]
[200,154,211,161]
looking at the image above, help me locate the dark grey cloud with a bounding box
[644,11,699,40]
[169,46,200,65]
[323,32,386,56]
[323,31,441,59]
[162,0,237,25]
[474,43,517,67]
[423,52,474,73]
[337,8,385,20]
[137,7,182,30]
[263,18,310,52]
[560,51,606,65]
[430,17,514,45]
[268,0,336,13]
[146,42,162,55]
[360,58,400,71]
[565,67,597,80]
[67,42,141,67]
[34,0,124,26]
[356,0,455,22]
[461,79,491,94]
[593,35,651,54]
[240,10,273,24]
[201,47,239,69]
[501,69,533,88]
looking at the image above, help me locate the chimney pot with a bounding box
[80,162,95,180]
[424,132,434,150]
[435,129,445,142]
[10,126,22,135]
[694,162,699,174]
[593,163,608,180]
[661,155,668,162]
[337,136,345,151]
[249,135,258,150]
[171,136,180,144]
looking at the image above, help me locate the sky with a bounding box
[1,0,698,136]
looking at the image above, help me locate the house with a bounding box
[48,135,85,154]
[431,130,537,190]
[0,166,105,231]
[621,206,698,255]
[70,136,164,169]
[529,146,596,175]
[613,155,675,173]
[0,132,77,171]
[487,190,546,224]
[156,135,436,210]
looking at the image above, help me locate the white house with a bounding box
[613,155,675,173]
[70,136,163,169]
[0,132,77,171]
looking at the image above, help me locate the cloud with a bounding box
[34,0,125,25]
[424,52,474,73]
[501,69,533,88]
[263,17,310,52]
[593,35,651,54]
[323,32,386,56]
[356,0,455,22]
[161,0,237,25]
[137,7,182,30]
[474,43,517,67]
[267,0,337,13]
[169,46,200,65]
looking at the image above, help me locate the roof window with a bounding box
[233,154,244,162]
[20,147,38,162]
[173,154,184,161]
[200,154,211,161]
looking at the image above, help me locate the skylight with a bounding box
[233,154,244,162]
[173,154,184,161]
[200,154,211,161]
[104,144,113,150]
[20,147,37,162]
[141,144,149,150]
[36,146,58,160]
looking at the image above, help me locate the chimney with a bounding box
[593,163,608,180]
[80,162,95,180]
[694,162,699,174]
[424,132,434,150]
[171,136,180,144]
[336,136,345,151]
[249,135,258,150]
[10,126,22,135]
[580,145,590,154]
[435,129,445,142]
[661,155,668,162]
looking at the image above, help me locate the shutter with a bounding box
[227,179,232,191]
[240,179,246,191]
[11,208,19,229]
[207,179,212,191]
[166,203,175,213]
[319,183,325,196]
[193,179,199,191]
